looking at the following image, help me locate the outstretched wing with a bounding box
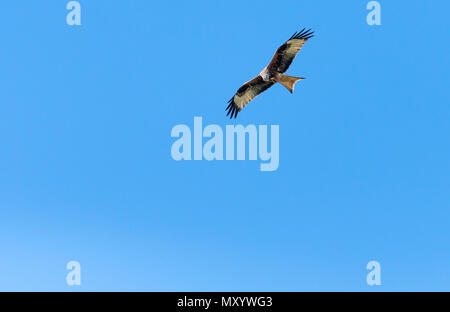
[226,76,275,119]
[268,28,314,74]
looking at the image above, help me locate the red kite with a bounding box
[226,29,314,118]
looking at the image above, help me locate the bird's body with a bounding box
[226,28,314,118]
[259,66,272,82]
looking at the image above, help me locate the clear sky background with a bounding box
[0,1,449,291]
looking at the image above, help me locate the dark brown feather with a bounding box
[226,76,274,119]
[268,29,314,74]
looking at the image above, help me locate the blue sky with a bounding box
[0,0,449,291]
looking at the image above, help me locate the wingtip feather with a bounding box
[290,28,314,41]
[225,97,240,119]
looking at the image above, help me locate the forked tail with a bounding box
[275,74,305,93]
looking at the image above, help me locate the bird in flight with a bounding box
[226,28,314,119]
